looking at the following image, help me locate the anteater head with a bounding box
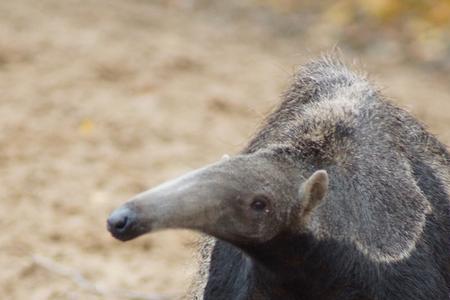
[107,150,328,246]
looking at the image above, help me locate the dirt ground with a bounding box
[0,1,449,299]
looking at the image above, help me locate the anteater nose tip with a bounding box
[107,208,131,234]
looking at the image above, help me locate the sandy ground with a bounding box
[0,1,449,299]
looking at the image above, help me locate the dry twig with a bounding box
[32,255,170,300]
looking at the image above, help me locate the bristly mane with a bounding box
[284,56,369,105]
[244,56,377,155]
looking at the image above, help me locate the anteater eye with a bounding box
[250,197,268,211]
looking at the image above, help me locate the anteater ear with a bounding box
[299,170,329,217]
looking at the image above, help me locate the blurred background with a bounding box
[1,0,449,299]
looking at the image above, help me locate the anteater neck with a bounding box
[203,233,356,300]
[241,232,332,299]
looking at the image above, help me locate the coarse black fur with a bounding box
[198,57,450,299]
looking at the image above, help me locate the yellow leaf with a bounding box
[428,1,450,26]
[78,119,95,136]
[359,0,403,23]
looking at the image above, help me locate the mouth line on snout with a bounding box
[107,219,151,242]
[109,227,144,241]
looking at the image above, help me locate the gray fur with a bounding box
[244,57,437,263]
[108,56,450,300]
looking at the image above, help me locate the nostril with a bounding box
[107,213,130,233]
[114,216,128,231]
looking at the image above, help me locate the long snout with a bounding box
[107,160,233,242]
